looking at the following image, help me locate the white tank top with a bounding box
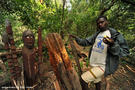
[90,30,111,70]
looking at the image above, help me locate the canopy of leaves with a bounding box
[0,0,134,48]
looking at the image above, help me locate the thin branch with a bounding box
[60,0,66,39]
[121,0,135,6]
[99,0,116,16]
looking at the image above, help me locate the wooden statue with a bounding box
[22,30,38,88]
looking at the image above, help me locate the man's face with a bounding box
[23,35,35,49]
[97,18,108,31]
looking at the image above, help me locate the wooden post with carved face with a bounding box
[22,30,38,87]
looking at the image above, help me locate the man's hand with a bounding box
[103,36,114,45]
[69,34,77,39]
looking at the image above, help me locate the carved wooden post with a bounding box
[22,30,38,89]
[45,33,82,90]
[38,27,43,63]
[4,19,24,90]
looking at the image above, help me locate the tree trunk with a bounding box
[69,38,82,77]
[45,33,82,90]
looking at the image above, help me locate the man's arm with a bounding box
[69,33,97,47]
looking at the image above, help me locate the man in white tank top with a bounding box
[81,16,114,90]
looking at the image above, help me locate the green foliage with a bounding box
[84,57,89,67]
[126,48,135,64]
[0,69,2,74]
[63,0,101,38]
[80,61,83,68]
[0,0,134,49]
[106,1,135,48]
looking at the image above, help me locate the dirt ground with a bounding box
[1,62,135,90]
[101,64,135,90]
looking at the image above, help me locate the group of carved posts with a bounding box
[1,20,82,90]
[2,20,42,89]
[4,20,21,80]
